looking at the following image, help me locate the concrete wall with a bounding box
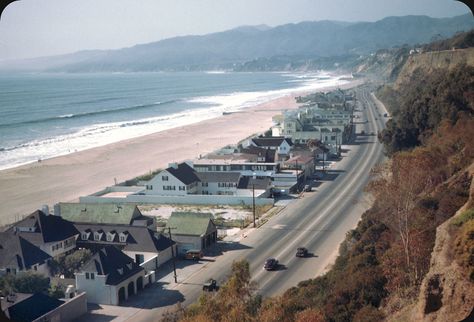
[80,194,274,207]
[33,292,87,322]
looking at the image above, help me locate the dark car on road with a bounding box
[296,247,308,257]
[264,258,279,270]
[202,279,218,292]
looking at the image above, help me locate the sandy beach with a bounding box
[0,79,362,226]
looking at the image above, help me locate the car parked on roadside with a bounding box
[263,258,279,270]
[296,247,308,257]
[184,249,203,260]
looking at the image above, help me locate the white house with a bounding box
[145,162,199,196]
[248,136,293,156]
[75,246,146,305]
[196,172,241,195]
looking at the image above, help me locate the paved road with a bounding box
[91,85,388,321]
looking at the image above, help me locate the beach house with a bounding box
[144,162,199,196]
[75,245,146,305]
[74,223,175,272]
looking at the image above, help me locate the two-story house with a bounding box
[75,245,145,305]
[145,162,200,196]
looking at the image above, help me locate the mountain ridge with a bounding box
[1,13,473,72]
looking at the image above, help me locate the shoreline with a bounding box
[0,79,363,226]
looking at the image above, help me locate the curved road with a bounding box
[126,85,387,321]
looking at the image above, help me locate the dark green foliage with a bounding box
[0,272,50,295]
[49,249,92,278]
[378,65,474,155]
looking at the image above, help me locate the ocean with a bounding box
[0,71,349,170]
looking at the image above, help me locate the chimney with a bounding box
[169,162,178,169]
[41,205,49,215]
[54,204,61,217]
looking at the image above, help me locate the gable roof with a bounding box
[240,146,276,163]
[165,162,200,185]
[6,293,64,322]
[0,233,51,270]
[80,246,143,285]
[166,212,216,236]
[237,176,272,190]
[195,172,241,183]
[9,210,79,244]
[252,136,293,147]
[74,223,174,253]
[58,203,141,225]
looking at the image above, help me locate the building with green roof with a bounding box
[56,203,153,228]
[166,212,217,255]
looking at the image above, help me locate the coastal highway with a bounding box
[126,85,387,321]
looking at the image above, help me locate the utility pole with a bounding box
[252,183,256,228]
[252,172,256,228]
[168,227,178,283]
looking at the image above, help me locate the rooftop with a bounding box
[166,212,216,236]
[165,162,200,185]
[196,172,241,183]
[80,245,144,285]
[5,292,64,322]
[58,203,142,225]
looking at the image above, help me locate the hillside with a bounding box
[0,14,473,72]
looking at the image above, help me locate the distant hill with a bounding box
[1,14,473,72]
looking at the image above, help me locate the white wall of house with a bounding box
[276,140,291,155]
[145,170,189,196]
[41,236,77,257]
[75,270,145,305]
[76,273,113,305]
[123,250,158,266]
[198,182,238,195]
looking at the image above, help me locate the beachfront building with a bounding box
[145,162,199,196]
[75,246,146,305]
[245,136,293,156]
[193,153,279,177]
[272,102,353,155]
[165,212,217,255]
[6,210,79,258]
[56,203,155,229]
[282,154,315,181]
[74,223,175,271]
[0,232,51,276]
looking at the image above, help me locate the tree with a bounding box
[0,272,49,294]
[183,260,259,322]
[49,249,92,278]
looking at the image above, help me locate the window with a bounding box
[106,234,113,242]
[162,175,168,181]
[90,272,95,280]
[119,235,127,242]
[146,185,153,190]
[85,272,90,279]
[81,233,88,240]
[94,232,102,241]
[179,186,185,191]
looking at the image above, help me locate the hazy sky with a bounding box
[0,0,470,61]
